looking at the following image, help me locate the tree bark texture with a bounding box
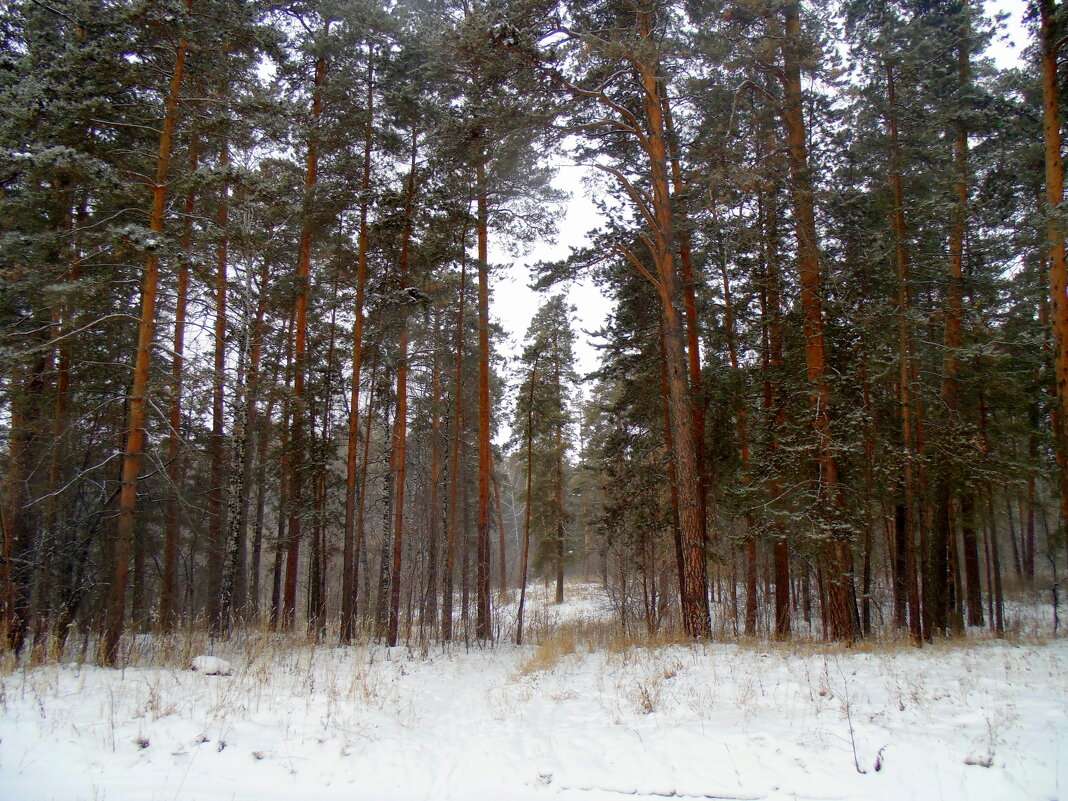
[102,14,189,665]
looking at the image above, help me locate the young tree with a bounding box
[512,296,578,614]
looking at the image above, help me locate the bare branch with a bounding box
[613,243,662,294]
[595,164,657,232]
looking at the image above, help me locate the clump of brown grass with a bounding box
[518,630,578,674]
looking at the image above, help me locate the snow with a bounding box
[1,584,1065,801]
[190,656,234,676]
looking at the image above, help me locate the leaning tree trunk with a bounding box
[637,7,710,638]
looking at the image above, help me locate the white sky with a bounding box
[490,163,609,383]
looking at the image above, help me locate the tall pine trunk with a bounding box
[780,0,853,641]
[1040,0,1068,531]
[341,44,374,644]
[442,233,469,641]
[283,31,328,630]
[207,139,229,632]
[931,19,972,636]
[637,7,709,638]
[886,63,923,644]
[387,131,419,647]
[161,139,197,632]
[102,11,189,664]
[475,160,493,640]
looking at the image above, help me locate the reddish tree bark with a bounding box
[207,139,229,632]
[387,131,419,647]
[779,0,854,641]
[442,227,469,641]
[102,10,189,664]
[1039,0,1068,530]
[475,160,493,640]
[341,44,374,644]
[160,139,197,632]
[283,29,329,630]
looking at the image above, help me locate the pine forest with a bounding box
[3,0,1067,659]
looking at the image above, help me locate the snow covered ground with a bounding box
[1,583,1065,801]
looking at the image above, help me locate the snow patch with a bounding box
[191,655,233,675]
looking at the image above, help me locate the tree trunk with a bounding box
[269,311,295,629]
[662,96,708,550]
[160,138,197,632]
[1040,0,1068,532]
[780,0,853,642]
[657,322,687,612]
[241,258,272,621]
[494,462,508,594]
[39,197,84,646]
[715,214,756,635]
[355,347,380,622]
[3,357,48,655]
[207,139,229,632]
[554,341,566,605]
[387,131,418,648]
[886,62,923,645]
[758,173,791,640]
[931,21,972,636]
[426,309,443,629]
[636,7,709,638]
[475,160,493,641]
[219,310,252,632]
[960,491,984,627]
[442,229,469,641]
[102,13,189,664]
[516,357,538,645]
[283,32,328,630]
[341,44,374,645]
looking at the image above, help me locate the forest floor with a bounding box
[1,583,1065,801]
